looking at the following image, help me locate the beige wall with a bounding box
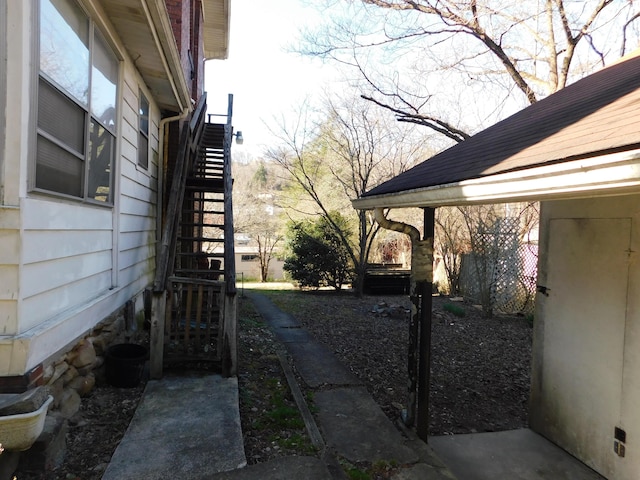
[531,194,640,480]
[235,251,285,281]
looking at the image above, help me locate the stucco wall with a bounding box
[531,194,640,480]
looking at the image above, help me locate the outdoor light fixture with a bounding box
[234,131,243,145]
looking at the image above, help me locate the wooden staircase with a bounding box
[150,94,237,378]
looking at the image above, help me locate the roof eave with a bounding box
[145,0,192,111]
[101,0,191,113]
[352,148,640,210]
[202,0,230,60]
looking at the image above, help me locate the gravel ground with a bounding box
[11,286,532,479]
[255,289,533,436]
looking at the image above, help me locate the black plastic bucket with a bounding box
[105,343,148,388]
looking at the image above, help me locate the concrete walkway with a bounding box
[103,290,606,480]
[102,374,246,479]
[246,291,454,480]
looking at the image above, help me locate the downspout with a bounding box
[149,108,188,381]
[374,207,435,441]
[157,108,189,246]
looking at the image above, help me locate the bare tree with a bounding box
[301,0,640,140]
[266,96,428,295]
[233,161,285,282]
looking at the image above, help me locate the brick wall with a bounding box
[164,0,207,102]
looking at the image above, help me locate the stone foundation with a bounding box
[1,302,148,476]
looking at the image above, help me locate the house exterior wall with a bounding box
[0,0,162,378]
[0,0,5,204]
[166,0,202,99]
[531,194,640,480]
[235,249,286,282]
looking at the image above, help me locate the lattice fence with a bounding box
[460,218,538,315]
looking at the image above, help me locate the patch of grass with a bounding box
[265,405,305,429]
[345,466,370,480]
[443,302,466,317]
[273,433,317,454]
[253,382,306,430]
[370,459,399,476]
[339,459,372,480]
[238,297,266,328]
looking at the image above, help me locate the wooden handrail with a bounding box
[223,95,237,296]
[153,94,208,292]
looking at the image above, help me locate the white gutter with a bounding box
[352,148,640,209]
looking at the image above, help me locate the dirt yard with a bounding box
[12,285,532,479]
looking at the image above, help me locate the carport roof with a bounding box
[353,51,640,209]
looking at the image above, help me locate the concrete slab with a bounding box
[247,292,299,328]
[314,386,418,464]
[102,374,246,480]
[392,462,456,480]
[286,341,361,388]
[209,456,332,480]
[273,326,312,343]
[429,429,605,480]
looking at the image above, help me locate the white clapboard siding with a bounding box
[22,230,112,263]
[0,298,17,335]
[21,254,113,332]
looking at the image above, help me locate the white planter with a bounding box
[0,395,53,451]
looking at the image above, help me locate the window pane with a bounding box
[38,77,85,153]
[88,120,114,203]
[40,0,89,105]
[138,92,149,168]
[36,135,83,197]
[91,33,117,130]
[139,93,149,135]
[138,131,149,169]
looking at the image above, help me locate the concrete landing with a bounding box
[429,429,606,480]
[102,374,246,480]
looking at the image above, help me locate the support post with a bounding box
[416,207,435,441]
[150,291,167,379]
[372,207,435,440]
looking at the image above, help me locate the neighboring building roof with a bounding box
[354,51,640,209]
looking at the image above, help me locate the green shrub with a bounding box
[283,212,354,290]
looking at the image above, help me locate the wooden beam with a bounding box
[150,291,167,379]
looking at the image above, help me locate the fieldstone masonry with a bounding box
[1,307,137,476]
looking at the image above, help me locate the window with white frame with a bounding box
[138,91,149,169]
[36,0,118,203]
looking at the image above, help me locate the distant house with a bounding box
[354,50,640,480]
[235,246,285,282]
[0,0,231,390]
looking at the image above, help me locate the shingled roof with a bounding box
[356,51,640,208]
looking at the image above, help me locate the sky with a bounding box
[204,0,338,158]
